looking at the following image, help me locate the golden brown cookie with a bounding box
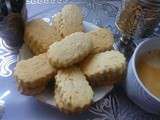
[24,19,62,55]
[54,67,94,114]
[14,53,57,96]
[80,50,126,87]
[86,28,114,54]
[53,4,83,37]
[47,32,92,68]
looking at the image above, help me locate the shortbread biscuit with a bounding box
[80,50,126,87]
[14,53,56,96]
[24,19,62,55]
[53,4,83,37]
[48,32,92,68]
[53,12,63,37]
[55,67,94,113]
[87,28,114,54]
[18,84,46,96]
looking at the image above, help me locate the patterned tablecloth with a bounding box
[0,0,160,120]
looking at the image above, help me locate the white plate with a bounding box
[19,21,113,107]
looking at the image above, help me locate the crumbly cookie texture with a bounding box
[48,32,92,68]
[86,28,114,54]
[53,12,63,37]
[80,50,126,87]
[14,53,57,96]
[24,19,62,55]
[55,67,94,114]
[53,4,83,37]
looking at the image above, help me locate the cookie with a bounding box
[53,12,63,37]
[48,32,92,68]
[24,19,62,55]
[54,67,94,114]
[86,28,114,54]
[14,53,56,96]
[17,84,46,96]
[53,4,83,37]
[80,50,126,87]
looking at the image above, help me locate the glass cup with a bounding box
[0,0,26,48]
[115,0,160,61]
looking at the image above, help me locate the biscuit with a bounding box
[14,53,57,96]
[53,12,63,37]
[18,84,46,96]
[48,32,92,68]
[80,50,126,87]
[24,19,62,55]
[53,4,83,37]
[54,67,94,113]
[86,28,114,54]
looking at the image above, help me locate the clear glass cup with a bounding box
[0,0,26,48]
[115,0,160,60]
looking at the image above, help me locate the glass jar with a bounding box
[115,0,160,60]
[0,0,26,48]
[116,0,160,41]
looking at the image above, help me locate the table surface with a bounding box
[0,0,160,120]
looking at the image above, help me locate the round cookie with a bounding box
[54,67,94,113]
[86,28,114,54]
[80,50,126,87]
[47,32,93,68]
[53,4,83,37]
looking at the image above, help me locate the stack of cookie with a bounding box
[14,4,126,114]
